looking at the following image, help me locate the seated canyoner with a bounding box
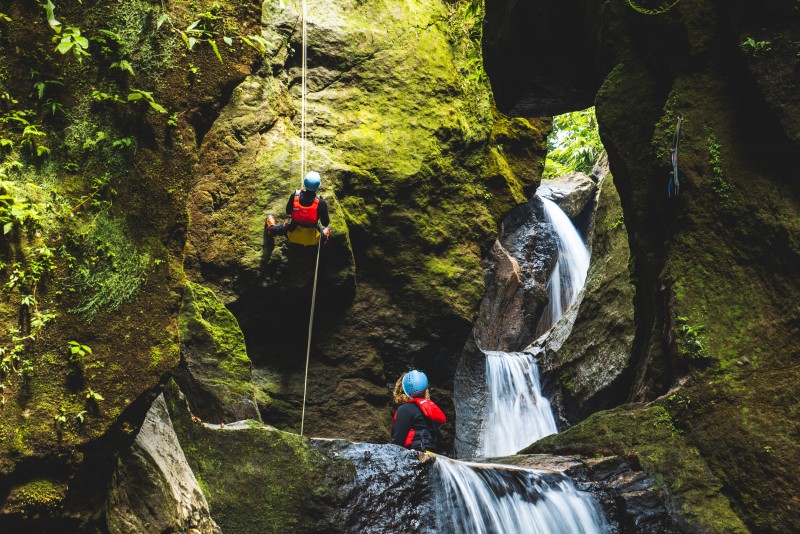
[266,171,332,246]
[391,370,446,453]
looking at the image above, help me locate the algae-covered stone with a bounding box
[164,380,352,533]
[175,281,260,423]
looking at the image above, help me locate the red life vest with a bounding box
[392,397,447,449]
[291,190,320,227]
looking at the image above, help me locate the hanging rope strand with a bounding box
[300,238,321,436]
[300,0,307,184]
[298,0,319,437]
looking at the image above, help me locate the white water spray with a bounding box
[433,456,609,534]
[481,352,557,458]
[537,197,591,334]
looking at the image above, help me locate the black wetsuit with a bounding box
[391,400,445,452]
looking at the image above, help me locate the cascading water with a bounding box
[480,351,557,458]
[536,197,591,335]
[442,192,609,532]
[433,456,609,534]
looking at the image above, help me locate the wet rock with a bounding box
[453,336,488,459]
[105,395,220,534]
[311,440,436,534]
[174,281,260,423]
[538,172,598,219]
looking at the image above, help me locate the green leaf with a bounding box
[45,0,61,33]
[187,36,197,50]
[148,100,167,114]
[127,92,143,101]
[209,40,223,63]
[223,36,233,46]
[36,145,50,157]
[56,40,73,54]
[157,13,169,30]
[3,222,11,235]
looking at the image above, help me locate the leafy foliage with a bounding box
[706,129,731,199]
[740,37,771,57]
[542,107,603,179]
[70,215,150,322]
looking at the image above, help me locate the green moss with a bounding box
[2,478,68,515]
[164,380,351,533]
[177,281,255,417]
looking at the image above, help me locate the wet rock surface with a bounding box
[538,172,598,219]
[311,440,436,534]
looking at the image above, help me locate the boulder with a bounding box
[537,172,598,219]
[311,440,436,534]
[105,395,219,534]
[163,381,352,534]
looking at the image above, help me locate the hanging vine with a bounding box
[625,0,681,15]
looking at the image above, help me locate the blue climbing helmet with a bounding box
[402,370,428,398]
[303,171,321,191]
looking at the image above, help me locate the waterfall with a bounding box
[481,351,557,458]
[433,456,609,534]
[537,197,591,334]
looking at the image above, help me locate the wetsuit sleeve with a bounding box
[391,404,414,447]
[317,197,330,227]
[284,193,295,216]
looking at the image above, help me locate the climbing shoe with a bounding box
[265,215,276,235]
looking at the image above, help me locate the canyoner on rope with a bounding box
[266,171,332,246]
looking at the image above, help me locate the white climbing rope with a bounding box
[300,0,307,184]
[298,0,318,437]
[300,238,321,436]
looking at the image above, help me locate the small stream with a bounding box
[536,196,591,335]
[433,456,609,534]
[480,351,557,458]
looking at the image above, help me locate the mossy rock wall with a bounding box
[184,0,547,443]
[0,0,262,527]
[484,0,800,531]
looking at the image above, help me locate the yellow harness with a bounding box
[286,225,320,246]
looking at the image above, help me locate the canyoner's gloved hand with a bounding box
[321,227,331,245]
